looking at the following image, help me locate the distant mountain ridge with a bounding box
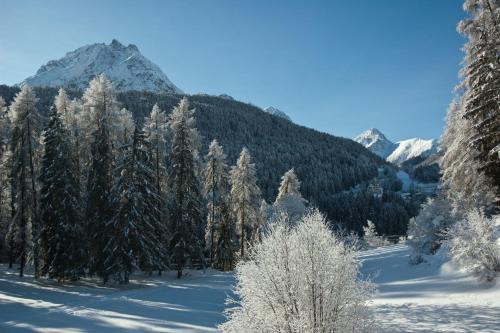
[21,39,182,94]
[354,128,438,165]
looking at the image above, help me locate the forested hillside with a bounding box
[0,85,412,234]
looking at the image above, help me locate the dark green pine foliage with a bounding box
[86,113,114,281]
[213,197,236,271]
[105,128,165,284]
[39,109,84,281]
[133,128,168,274]
[168,98,205,278]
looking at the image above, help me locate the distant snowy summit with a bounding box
[264,106,291,121]
[354,128,397,159]
[21,39,183,94]
[354,128,438,165]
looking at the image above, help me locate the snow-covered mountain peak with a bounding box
[355,128,438,164]
[264,106,291,121]
[21,40,183,94]
[354,128,397,159]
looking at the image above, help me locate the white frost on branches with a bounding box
[445,210,500,282]
[220,210,374,333]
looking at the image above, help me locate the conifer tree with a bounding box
[273,168,307,223]
[0,97,10,249]
[458,0,500,201]
[104,127,163,283]
[230,148,261,258]
[83,74,118,281]
[203,139,232,264]
[8,86,41,277]
[143,104,169,274]
[54,90,84,196]
[39,108,84,281]
[168,97,204,278]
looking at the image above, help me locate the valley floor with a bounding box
[0,244,499,332]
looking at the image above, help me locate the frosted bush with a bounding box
[220,210,374,333]
[445,210,500,283]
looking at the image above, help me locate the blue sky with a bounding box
[0,0,466,141]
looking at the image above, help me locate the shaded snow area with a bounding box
[1,245,499,332]
[360,244,500,333]
[0,267,234,333]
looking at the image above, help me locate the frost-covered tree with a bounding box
[441,100,496,213]
[143,103,169,274]
[113,107,135,148]
[457,0,500,201]
[407,196,453,264]
[445,210,500,282]
[168,97,204,278]
[203,139,232,262]
[54,90,85,201]
[273,168,307,224]
[8,86,41,277]
[0,96,8,159]
[0,96,11,264]
[105,127,165,283]
[230,148,261,258]
[83,74,118,280]
[362,220,389,249]
[220,210,374,333]
[39,108,84,281]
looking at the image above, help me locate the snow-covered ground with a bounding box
[0,267,234,333]
[1,244,498,332]
[360,244,500,332]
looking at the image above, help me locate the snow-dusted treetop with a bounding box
[263,106,291,121]
[21,39,183,94]
[354,128,438,165]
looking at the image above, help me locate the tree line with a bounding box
[0,74,309,283]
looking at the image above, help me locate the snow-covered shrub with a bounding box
[362,220,390,249]
[445,210,500,283]
[220,210,374,333]
[407,197,452,264]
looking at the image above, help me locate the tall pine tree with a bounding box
[8,86,41,277]
[39,108,84,281]
[168,97,204,278]
[203,139,234,266]
[459,0,500,202]
[143,104,169,275]
[230,148,261,258]
[83,74,118,281]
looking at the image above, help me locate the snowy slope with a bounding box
[387,138,438,165]
[263,106,291,121]
[354,128,397,159]
[360,244,500,332]
[21,39,183,94]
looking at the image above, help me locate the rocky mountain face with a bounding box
[22,39,182,94]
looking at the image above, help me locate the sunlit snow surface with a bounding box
[1,245,499,332]
[0,268,234,332]
[360,244,500,332]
